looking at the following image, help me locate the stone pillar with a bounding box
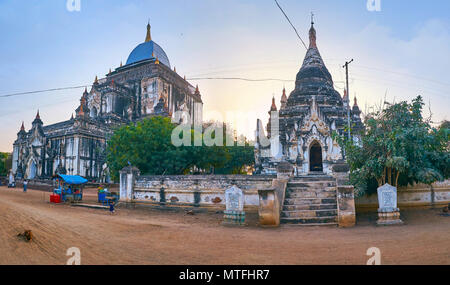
[119,166,140,202]
[337,186,356,227]
[258,188,280,227]
[258,178,288,227]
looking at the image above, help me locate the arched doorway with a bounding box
[309,141,323,172]
[27,160,37,179]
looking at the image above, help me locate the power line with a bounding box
[0,85,91,98]
[187,77,294,82]
[274,0,308,50]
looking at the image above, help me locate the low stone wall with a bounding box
[120,167,274,212]
[13,179,55,192]
[356,180,450,210]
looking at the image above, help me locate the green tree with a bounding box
[336,96,449,196]
[106,117,255,180]
[107,116,193,180]
[0,152,10,176]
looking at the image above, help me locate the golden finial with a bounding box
[155,56,160,65]
[120,61,123,67]
[145,22,152,42]
[174,66,177,73]
[94,75,98,84]
[109,68,112,75]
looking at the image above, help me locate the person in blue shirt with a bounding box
[23,180,28,192]
[109,201,116,215]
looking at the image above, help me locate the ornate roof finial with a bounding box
[195,85,200,95]
[343,89,348,104]
[20,121,25,131]
[174,66,177,73]
[145,21,152,42]
[309,13,317,49]
[354,96,358,106]
[36,110,40,120]
[94,75,98,84]
[270,96,277,112]
[109,68,112,75]
[120,61,123,67]
[281,87,288,108]
[155,56,160,65]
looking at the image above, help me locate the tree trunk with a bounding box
[395,171,400,188]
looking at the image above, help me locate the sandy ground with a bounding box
[0,186,448,265]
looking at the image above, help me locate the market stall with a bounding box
[51,175,88,203]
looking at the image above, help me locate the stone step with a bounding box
[282,222,338,227]
[280,216,338,225]
[287,182,336,188]
[283,197,337,205]
[292,176,335,182]
[283,203,337,211]
[286,187,336,193]
[285,191,337,199]
[281,209,338,218]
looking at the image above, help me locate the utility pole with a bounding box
[343,59,354,140]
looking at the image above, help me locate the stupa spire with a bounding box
[145,22,152,42]
[280,87,288,108]
[270,96,277,112]
[309,13,317,49]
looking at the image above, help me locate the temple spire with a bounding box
[20,121,25,131]
[309,13,317,49]
[280,87,288,109]
[145,22,152,42]
[270,96,277,112]
[343,89,348,106]
[33,109,43,125]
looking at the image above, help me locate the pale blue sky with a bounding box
[0,0,449,151]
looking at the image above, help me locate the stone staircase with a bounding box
[281,175,338,226]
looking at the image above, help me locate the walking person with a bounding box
[23,179,28,193]
[109,201,116,215]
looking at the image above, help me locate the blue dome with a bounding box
[126,40,171,67]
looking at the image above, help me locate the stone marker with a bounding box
[376,183,403,226]
[223,186,245,226]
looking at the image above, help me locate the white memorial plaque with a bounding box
[225,186,244,212]
[377,183,398,211]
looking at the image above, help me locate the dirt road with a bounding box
[0,186,448,265]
